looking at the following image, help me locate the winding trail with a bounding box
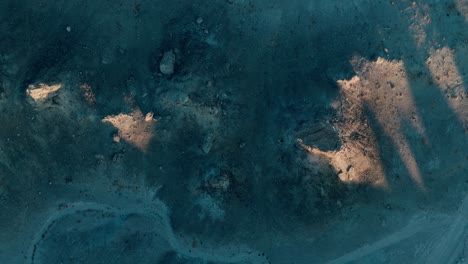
[329,215,450,264]
[425,195,468,264]
[329,195,468,264]
[26,199,267,264]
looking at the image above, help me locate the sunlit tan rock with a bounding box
[26,83,62,105]
[102,109,156,152]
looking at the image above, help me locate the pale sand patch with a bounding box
[102,109,156,152]
[335,57,430,190]
[26,83,62,103]
[455,0,468,22]
[426,47,467,123]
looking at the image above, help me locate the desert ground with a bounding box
[0,0,467,263]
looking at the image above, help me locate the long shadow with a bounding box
[425,1,468,94]
[373,1,467,204]
[362,103,421,192]
[1,1,467,263]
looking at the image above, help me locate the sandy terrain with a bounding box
[0,0,466,263]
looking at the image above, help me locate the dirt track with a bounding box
[0,0,466,263]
